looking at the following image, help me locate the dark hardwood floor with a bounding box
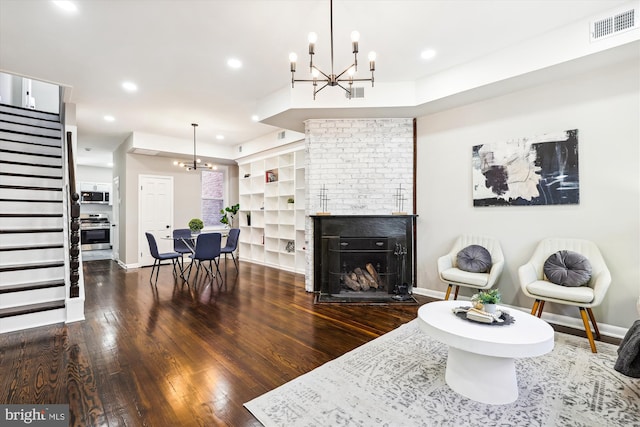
[0,259,620,426]
[0,259,432,426]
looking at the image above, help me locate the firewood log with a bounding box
[353,268,370,291]
[362,270,378,288]
[343,275,360,291]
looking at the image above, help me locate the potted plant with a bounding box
[188,218,204,234]
[287,197,295,210]
[471,289,501,313]
[220,203,240,228]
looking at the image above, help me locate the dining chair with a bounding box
[184,232,223,286]
[220,228,240,272]
[145,232,181,285]
[173,228,194,272]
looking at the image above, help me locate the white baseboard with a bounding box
[412,287,628,339]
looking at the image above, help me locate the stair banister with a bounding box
[65,131,80,298]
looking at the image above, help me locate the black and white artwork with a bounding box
[472,129,579,207]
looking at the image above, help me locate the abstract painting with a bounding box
[472,129,579,207]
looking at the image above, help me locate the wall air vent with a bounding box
[277,130,286,140]
[345,87,365,99]
[591,8,637,41]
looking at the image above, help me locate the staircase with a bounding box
[0,103,79,333]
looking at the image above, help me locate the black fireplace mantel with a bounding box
[312,215,417,302]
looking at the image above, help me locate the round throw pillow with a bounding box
[457,245,492,273]
[543,250,592,287]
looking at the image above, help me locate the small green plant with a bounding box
[287,197,294,203]
[472,289,501,304]
[188,218,204,232]
[220,203,240,227]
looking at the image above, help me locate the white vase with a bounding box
[483,303,497,314]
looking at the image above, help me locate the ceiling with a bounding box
[0,0,632,167]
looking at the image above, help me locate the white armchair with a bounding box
[437,235,504,301]
[518,237,611,353]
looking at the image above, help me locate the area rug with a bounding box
[244,320,640,427]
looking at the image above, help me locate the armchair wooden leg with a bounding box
[453,286,460,300]
[579,308,598,353]
[531,299,541,316]
[586,308,601,340]
[444,285,453,301]
[537,301,545,317]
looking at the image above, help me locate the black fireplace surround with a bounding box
[312,215,417,302]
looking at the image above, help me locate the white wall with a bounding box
[416,58,639,329]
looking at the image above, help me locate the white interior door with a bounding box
[139,174,174,267]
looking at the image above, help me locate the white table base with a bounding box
[445,346,518,405]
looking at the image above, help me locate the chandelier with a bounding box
[174,123,215,171]
[288,0,376,99]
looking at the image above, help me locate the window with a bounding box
[201,170,225,226]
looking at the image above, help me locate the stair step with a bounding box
[0,104,60,122]
[0,151,62,167]
[0,243,64,251]
[0,174,62,189]
[0,121,62,139]
[0,146,62,160]
[0,163,63,178]
[0,261,64,272]
[0,300,66,319]
[0,138,63,156]
[0,213,63,218]
[0,184,62,192]
[0,228,64,235]
[0,112,62,131]
[0,279,65,294]
[0,158,62,169]
[0,188,63,200]
[0,131,61,147]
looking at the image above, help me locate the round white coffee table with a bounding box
[418,300,554,405]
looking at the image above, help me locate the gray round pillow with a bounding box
[457,245,492,273]
[543,250,592,287]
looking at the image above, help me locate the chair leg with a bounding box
[231,252,238,272]
[586,308,601,340]
[453,286,460,300]
[531,299,545,317]
[579,307,598,353]
[530,300,540,315]
[536,301,545,317]
[150,259,160,285]
[444,285,453,301]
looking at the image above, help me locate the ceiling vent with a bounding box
[591,8,637,41]
[345,87,365,99]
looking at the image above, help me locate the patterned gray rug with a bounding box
[244,319,640,427]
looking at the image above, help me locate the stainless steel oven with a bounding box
[80,214,111,250]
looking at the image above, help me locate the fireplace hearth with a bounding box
[312,215,417,303]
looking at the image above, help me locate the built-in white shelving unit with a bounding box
[238,145,305,273]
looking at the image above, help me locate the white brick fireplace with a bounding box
[304,118,415,292]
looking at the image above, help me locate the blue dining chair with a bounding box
[220,228,240,272]
[145,232,181,285]
[184,232,222,286]
[173,228,194,273]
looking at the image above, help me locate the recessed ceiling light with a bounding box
[216,135,224,140]
[421,49,437,60]
[52,1,77,13]
[122,81,138,92]
[104,115,115,122]
[251,115,259,122]
[227,58,242,69]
